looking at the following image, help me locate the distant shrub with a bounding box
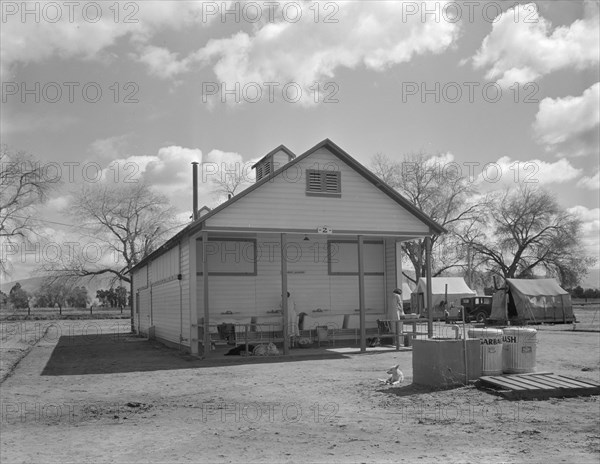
[569,286,600,299]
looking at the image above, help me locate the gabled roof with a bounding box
[506,278,568,296]
[131,139,446,272]
[416,277,476,295]
[250,144,296,169]
[401,282,413,300]
[199,139,446,234]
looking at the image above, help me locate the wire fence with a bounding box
[572,303,600,332]
[0,306,132,321]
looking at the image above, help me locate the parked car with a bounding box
[459,296,493,323]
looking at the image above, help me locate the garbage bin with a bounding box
[502,327,537,374]
[468,328,503,376]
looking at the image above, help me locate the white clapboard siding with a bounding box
[149,246,179,283]
[151,279,182,344]
[144,245,180,342]
[196,234,282,324]
[329,276,385,313]
[132,265,147,333]
[132,242,189,345]
[196,233,385,329]
[138,287,152,335]
[205,147,429,234]
[254,233,283,312]
[385,238,397,319]
[287,235,332,316]
[179,239,190,347]
[133,265,148,290]
[272,149,292,171]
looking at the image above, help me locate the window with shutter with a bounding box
[196,239,257,276]
[306,169,341,197]
[327,240,384,275]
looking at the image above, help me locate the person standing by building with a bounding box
[393,288,405,319]
[280,291,299,347]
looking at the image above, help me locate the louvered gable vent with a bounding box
[255,159,273,181]
[252,145,295,182]
[306,169,341,197]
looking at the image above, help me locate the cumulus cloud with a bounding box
[46,196,70,211]
[425,152,455,168]
[0,1,215,77]
[136,46,192,80]
[131,146,203,191]
[533,83,600,157]
[89,144,257,213]
[202,148,255,197]
[206,2,458,102]
[472,3,599,86]
[570,205,600,223]
[88,134,133,161]
[567,205,600,259]
[3,2,461,104]
[578,170,600,190]
[204,148,245,166]
[475,156,582,188]
[137,2,460,105]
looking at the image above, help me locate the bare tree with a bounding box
[371,152,486,284]
[371,153,403,187]
[0,145,56,275]
[43,182,178,284]
[451,219,493,290]
[470,185,595,287]
[34,278,71,313]
[210,165,251,202]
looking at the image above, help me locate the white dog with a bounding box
[379,365,404,385]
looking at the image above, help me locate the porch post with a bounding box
[281,233,289,355]
[396,240,403,289]
[425,235,433,338]
[358,235,366,352]
[202,231,210,357]
[189,236,198,355]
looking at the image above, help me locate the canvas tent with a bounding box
[489,278,574,324]
[401,282,413,302]
[399,282,414,313]
[411,277,476,317]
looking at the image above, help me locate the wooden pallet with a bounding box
[479,373,600,400]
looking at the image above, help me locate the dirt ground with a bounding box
[1,310,599,464]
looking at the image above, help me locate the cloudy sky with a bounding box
[1,1,599,284]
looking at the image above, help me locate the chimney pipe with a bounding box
[192,162,199,221]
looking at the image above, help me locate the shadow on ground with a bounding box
[41,334,353,375]
[376,382,473,397]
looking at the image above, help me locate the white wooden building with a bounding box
[130,139,445,355]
